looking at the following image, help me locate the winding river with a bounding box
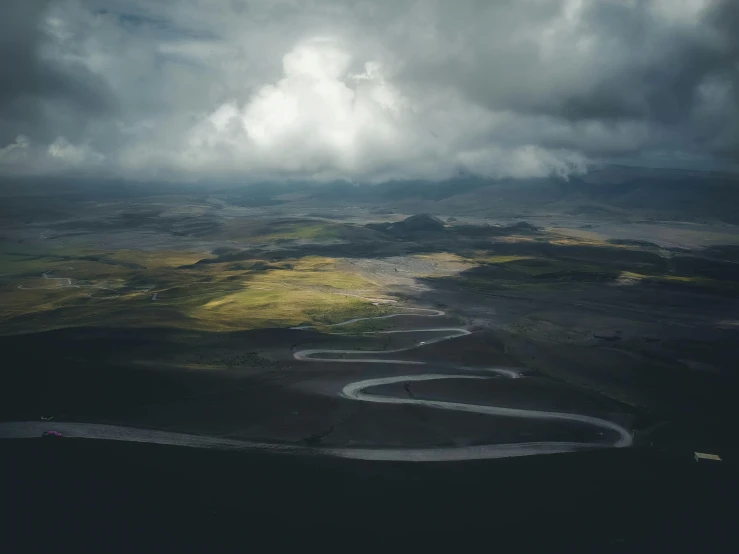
[6,277,633,459]
[292,305,633,457]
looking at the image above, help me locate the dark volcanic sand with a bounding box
[3,439,738,551]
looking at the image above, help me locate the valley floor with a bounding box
[1,188,738,457]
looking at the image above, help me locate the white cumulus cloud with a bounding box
[2,0,737,182]
[139,37,586,182]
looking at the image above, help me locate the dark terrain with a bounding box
[2,167,739,451]
[1,166,739,549]
[3,439,737,552]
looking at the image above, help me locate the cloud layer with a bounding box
[1,0,737,182]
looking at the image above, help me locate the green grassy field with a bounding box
[3,225,737,335]
[0,246,389,334]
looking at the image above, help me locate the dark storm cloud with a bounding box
[0,2,116,147]
[702,0,739,159]
[0,0,737,179]
[392,0,738,154]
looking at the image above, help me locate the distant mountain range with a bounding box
[214,165,739,223]
[3,165,739,224]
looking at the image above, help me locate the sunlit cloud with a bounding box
[1,0,737,182]
[166,37,586,182]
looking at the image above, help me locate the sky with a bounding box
[0,0,737,183]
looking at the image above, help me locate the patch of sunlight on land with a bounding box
[466,253,535,264]
[107,250,205,269]
[190,288,387,330]
[190,256,387,329]
[0,252,391,334]
[548,235,618,247]
[620,270,702,283]
[248,256,377,290]
[248,222,340,242]
[618,271,738,290]
[0,287,90,320]
[409,253,475,278]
